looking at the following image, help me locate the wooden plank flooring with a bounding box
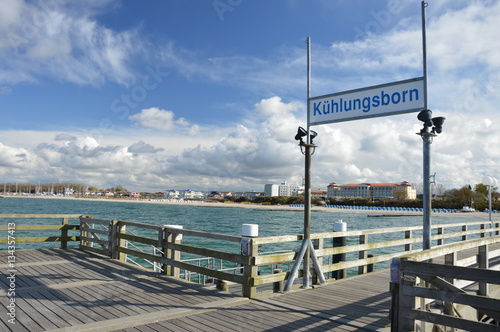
[1,245,498,332]
[0,248,393,332]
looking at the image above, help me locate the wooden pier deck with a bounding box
[1,248,391,332]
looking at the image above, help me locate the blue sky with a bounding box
[1,0,499,193]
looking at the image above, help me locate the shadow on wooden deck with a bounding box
[1,248,391,332]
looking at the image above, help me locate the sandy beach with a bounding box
[5,194,496,220]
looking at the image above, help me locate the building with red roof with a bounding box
[327,181,416,201]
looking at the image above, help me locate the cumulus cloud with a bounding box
[0,143,33,168]
[1,2,500,192]
[128,141,164,154]
[0,93,498,192]
[165,98,303,185]
[129,107,189,131]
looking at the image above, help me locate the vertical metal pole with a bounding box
[303,144,312,288]
[284,37,315,292]
[488,185,492,222]
[306,37,311,139]
[303,36,312,288]
[422,135,432,250]
[421,1,431,251]
[421,1,428,109]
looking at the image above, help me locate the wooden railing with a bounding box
[390,236,500,331]
[0,214,85,249]
[76,217,500,298]
[2,214,499,299]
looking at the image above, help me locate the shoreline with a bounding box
[4,195,497,220]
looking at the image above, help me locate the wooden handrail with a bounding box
[0,214,85,248]
[2,214,498,300]
[391,235,500,331]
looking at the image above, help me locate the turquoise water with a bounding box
[1,196,490,251]
[1,197,491,238]
[1,197,481,234]
[1,197,495,277]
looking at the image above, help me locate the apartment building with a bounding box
[327,181,417,201]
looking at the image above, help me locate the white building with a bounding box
[164,190,180,199]
[235,191,263,199]
[164,189,205,199]
[264,182,303,197]
[327,181,417,201]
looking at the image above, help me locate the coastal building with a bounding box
[264,181,303,197]
[164,189,205,199]
[63,188,75,196]
[207,191,222,198]
[327,181,417,201]
[312,189,328,200]
[119,191,141,198]
[297,188,328,200]
[235,191,263,199]
[164,190,180,199]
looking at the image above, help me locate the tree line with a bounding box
[0,183,128,194]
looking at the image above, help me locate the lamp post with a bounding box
[417,110,445,250]
[482,176,498,222]
[283,126,325,291]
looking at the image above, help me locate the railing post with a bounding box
[332,221,347,279]
[478,244,489,297]
[118,222,127,261]
[358,234,368,275]
[437,227,443,246]
[242,224,258,298]
[110,220,117,258]
[163,225,183,277]
[154,229,163,273]
[405,230,412,251]
[398,258,416,332]
[461,225,467,241]
[444,252,457,319]
[111,221,126,261]
[61,217,69,249]
[273,268,284,293]
[390,258,401,332]
[79,217,88,249]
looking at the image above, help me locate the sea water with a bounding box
[1,196,486,248]
[1,197,487,234]
[0,197,493,275]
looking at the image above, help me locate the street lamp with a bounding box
[295,126,318,154]
[284,126,325,291]
[417,109,446,250]
[482,176,498,222]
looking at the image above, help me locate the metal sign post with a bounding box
[420,1,431,251]
[284,38,326,292]
[286,1,434,292]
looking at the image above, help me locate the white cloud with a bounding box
[128,141,164,154]
[187,124,201,136]
[0,0,143,86]
[1,2,500,192]
[129,107,190,131]
[0,92,498,192]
